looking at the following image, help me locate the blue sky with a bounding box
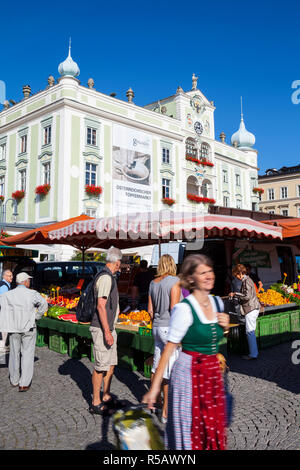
[1,0,299,174]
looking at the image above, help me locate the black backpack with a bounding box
[75,269,115,323]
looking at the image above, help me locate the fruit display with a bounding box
[257,289,291,306]
[118,310,152,327]
[47,306,70,319]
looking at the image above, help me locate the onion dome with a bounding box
[58,39,80,78]
[231,97,255,150]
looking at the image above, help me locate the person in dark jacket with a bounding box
[229,264,260,360]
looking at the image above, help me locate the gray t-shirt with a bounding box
[149,275,179,328]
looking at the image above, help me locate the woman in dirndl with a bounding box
[143,254,229,450]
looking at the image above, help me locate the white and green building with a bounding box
[0,47,260,259]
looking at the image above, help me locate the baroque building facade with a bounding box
[0,47,260,228]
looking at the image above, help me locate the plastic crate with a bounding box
[290,310,300,339]
[279,313,291,343]
[68,335,81,359]
[143,355,153,378]
[117,346,138,371]
[138,326,153,336]
[49,330,68,355]
[36,327,48,347]
[259,315,281,349]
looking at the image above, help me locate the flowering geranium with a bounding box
[0,196,4,203]
[199,159,214,167]
[187,194,216,204]
[35,184,51,196]
[162,197,175,206]
[0,229,9,239]
[12,190,25,200]
[253,187,264,194]
[186,155,201,164]
[85,185,103,197]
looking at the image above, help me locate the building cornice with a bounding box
[214,152,258,171]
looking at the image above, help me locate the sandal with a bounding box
[89,402,113,416]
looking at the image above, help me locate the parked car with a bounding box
[11,260,105,291]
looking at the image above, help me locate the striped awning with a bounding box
[48,211,282,249]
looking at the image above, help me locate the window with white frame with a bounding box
[162,178,171,199]
[162,148,170,164]
[86,127,97,146]
[236,199,242,209]
[20,135,27,154]
[85,208,97,217]
[251,177,256,189]
[223,170,228,183]
[281,186,288,199]
[85,163,97,186]
[298,207,300,217]
[297,185,300,197]
[19,169,26,192]
[200,142,210,160]
[0,176,5,195]
[43,162,51,185]
[252,202,257,211]
[268,188,275,200]
[235,174,241,186]
[0,143,6,160]
[185,138,197,157]
[187,175,199,196]
[44,126,51,145]
[282,209,289,216]
[223,195,229,207]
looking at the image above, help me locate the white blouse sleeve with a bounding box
[167,302,194,344]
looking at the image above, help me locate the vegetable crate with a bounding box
[258,315,281,349]
[138,326,152,336]
[290,310,300,339]
[49,330,68,355]
[118,346,138,371]
[143,355,153,378]
[68,335,81,359]
[36,327,48,347]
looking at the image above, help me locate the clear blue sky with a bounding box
[1,0,300,174]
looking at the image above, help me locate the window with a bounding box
[297,185,300,197]
[235,174,241,186]
[268,188,274,200]
[281,187,288,199]
[19,169,26,191]
[162,178,170,199]
[200,142,210,160]
[0,143,6,160]
[185,138,197,158]
[87,127,97,146]
[20,135,27,154]
[187,175,199,196]
[269,210,275,214]
[223,195,229,207]
[44,126,51,145]
[43,162,51,185]
[252,202,257,211]
[0,176,5,195]
[282,209,289,217]
[223,170,228,183]
[85,163,97,186]
[162,148,170,164]
[236,199,242,209]
[251,178,256,189]
[85,208,97,218]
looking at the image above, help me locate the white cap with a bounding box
[16,272,33,283]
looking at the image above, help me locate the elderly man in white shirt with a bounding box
[0,272,48,391]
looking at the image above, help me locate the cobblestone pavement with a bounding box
[0,340,299,450]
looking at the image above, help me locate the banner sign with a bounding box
[112,124,152,214]
[237,249,271,268]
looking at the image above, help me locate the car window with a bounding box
[65,265,94,276]
[42,266,64,284]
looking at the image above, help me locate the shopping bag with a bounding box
[112,404,164,450]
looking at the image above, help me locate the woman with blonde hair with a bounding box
[143,254,229,450]
[147,254,181,423]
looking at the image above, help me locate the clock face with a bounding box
[194,121,203,135]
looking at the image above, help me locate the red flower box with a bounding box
[12,190,25,200]
[162,197,175,206]
[85,185,103,197]
[253,187,264,194]
[200,160,214,167]
[35,184,51,196]
[0,196,4,203]
[187,194,216,204]
[185,156,214,167]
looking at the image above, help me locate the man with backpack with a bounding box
[88,246,123,415]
